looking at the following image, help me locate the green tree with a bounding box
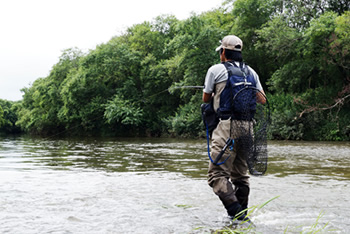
[0,99,21,134]
[10,1,350,140]
[0,105,4,128]
[16,48,83,134]
[257,9,350,140]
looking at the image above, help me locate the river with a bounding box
[0,136,349,233]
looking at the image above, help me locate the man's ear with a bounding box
[220,48,227,62]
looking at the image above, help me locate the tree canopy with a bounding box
[1,0,349,140]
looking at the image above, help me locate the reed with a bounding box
[283,210,336,234]
[213,196,280,234]
[212,197,336,234]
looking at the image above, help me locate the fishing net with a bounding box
[230,87,270,176]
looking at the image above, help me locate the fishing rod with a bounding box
[168,85,204,91]
[144,85,204,101]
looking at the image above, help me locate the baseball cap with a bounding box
[215,35,243,52]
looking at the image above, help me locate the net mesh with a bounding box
[230,87,269,176]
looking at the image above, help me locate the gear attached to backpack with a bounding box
[217,61,257,121]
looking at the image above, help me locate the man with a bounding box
[202,35,266,220]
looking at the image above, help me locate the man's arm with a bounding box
[256,90,266,104]
[247,66,266,104]
[202,92,212,103]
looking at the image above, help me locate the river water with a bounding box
[0,136,349,233]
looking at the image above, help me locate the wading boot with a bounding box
[234,183,250,221]
[226,202,249,221]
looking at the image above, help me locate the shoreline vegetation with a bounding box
[1,0,349,141]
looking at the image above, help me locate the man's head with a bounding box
[215,35,243,52]
[216,35,243,62]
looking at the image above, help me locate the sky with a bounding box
[0,0,223,101]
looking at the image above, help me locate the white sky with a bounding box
[0,0,222,101]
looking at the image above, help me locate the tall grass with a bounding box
[213,196,280,234]
[283,210,336,234]
[212,196,335,234]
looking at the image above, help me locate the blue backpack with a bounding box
[217,62,257,120]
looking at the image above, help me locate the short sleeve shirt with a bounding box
[203,62,263,94]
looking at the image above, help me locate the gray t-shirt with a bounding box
[203,62,263,94]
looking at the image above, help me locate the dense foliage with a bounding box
[0,99,21,134]
[1,0,349,140]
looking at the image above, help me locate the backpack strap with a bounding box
[224,61,253,87]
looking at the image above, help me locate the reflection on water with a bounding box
[2,136,350,180]
[268,141,350,180]
[0,136,209,177]
[0,136,349,233]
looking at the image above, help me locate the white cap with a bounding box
[215,35,243,52]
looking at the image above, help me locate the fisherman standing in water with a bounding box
[202,35,266,221]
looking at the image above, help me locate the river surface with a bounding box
[0,136,349,233]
